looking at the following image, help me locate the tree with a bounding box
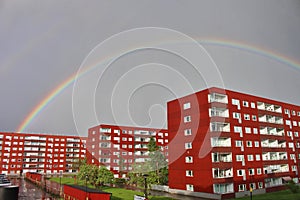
[97,166,114,187]
[72,158,87,172]
[147,137,168,185]
[77,164,115,188]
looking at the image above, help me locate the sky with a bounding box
[0,0,300,137]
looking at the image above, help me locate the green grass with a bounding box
[50,177,174,200]
[231,189,300,200]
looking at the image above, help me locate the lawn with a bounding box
[50,177,174,200]
[231,189,300,200]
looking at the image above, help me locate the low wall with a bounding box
[169,188,221,200]
[235,188,266,198]
[151,185,169,192]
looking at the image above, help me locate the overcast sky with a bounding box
[0,1,300,136]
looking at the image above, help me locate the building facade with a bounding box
[0,132,86,175]
[167,87,300,198]
[86,124,169,178]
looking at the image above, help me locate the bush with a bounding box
[286,180,299,193]
[115,178,126,187]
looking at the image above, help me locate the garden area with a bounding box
[50,176,174,200]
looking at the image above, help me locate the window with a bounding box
[292,110,296,116]
[233,112,241,119]
[285,109,290,114]
[185,156,193,163]
[239,184,246,191]
[244,114,250,120]
[293,121,298,126]
[251,102,256,108]
[114,129,120,134]
[184,116,191,123]
[186,184,194,191]
[258,182,263,189]
[185,142,192,149]
[255,154,261,161]
[243,101,249,107]
[245,127,251,134]
[232,99,240,105]
[186,170,193,177]
[249,183,256,190]
[257,168,262,175]
[252,115,257,121]
[183,102,191,110]
[253,128,258,134]
[290,154,295,160]
[236,155,244,162]
[298,111,300,116]
[248,155,254,161]
[254,141,259,147]
[237,169,245,176]
[235,140,243,147]
[246,141,252,147]
[248,168,254,175]
[184,129,192,136]
[234,126,242,133]
[295,132,299,137]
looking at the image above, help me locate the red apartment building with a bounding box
[0,132,86,175]
[86,124,169,178]
[167,87,300,199]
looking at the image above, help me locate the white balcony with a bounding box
[261,139,286,148]
[260,127,284,136]
[259,114,283,124]
[264,164,289,174]
[211,137,231,147]
[209,107,229,118]
[210,122,230,132]
[264,177,283,188]
[208,93,228,104]
[213,168,233,178]
[257,102,282,113]
[212,152,232,162]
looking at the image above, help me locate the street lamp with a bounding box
[59,171,62,196]
[248,168,253,200]
[85,175,88,200]
[143,174,149,199]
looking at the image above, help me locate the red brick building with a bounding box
[0,132,86,175]
[86,124,169,178]
[167,87,300,199]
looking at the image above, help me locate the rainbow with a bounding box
[16,38,300,133]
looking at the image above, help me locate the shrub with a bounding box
[286,180,299,193]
